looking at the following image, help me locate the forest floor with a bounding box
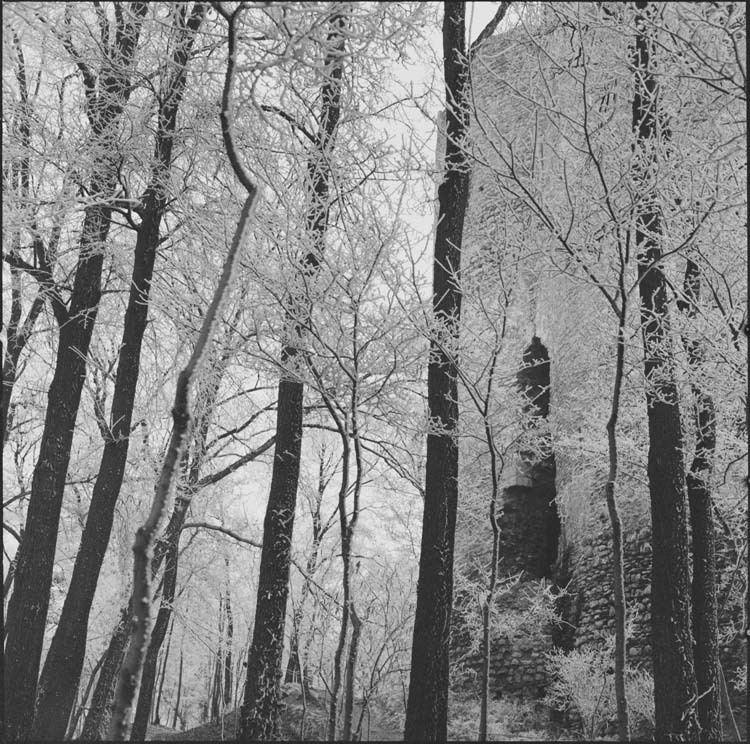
[146,684,402,741]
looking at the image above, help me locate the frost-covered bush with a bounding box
[544,637,654,739]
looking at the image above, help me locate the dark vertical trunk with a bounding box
[632,3,699,739]
[239,9,346,741]
[285,458,327,688]
[66,649,107,740]
[239,379,304,741]
[172,651,184,730]
[210,595,226,723]
[129,539,180,741]
[606,315,630,741]
[342,605,362,742]
[31,8,206,739]
[404,3,468,740]
[224,584,234,706]
[679,258,721,740]
[3,528,22,613]
[79,607,132,740]
[152,614,174,725]
[3,9,147,739]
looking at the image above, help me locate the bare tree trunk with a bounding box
[108,192,255,740]
[65,648,107,740]
[605,311,630,741]
[678,258,721,740]
[211,595,226,723]
[224,581,234,707]
[153,615,175,725]
[130,540,180,741]
[342,605,362,741]
[238,7,346,740]
[405,3,469,739]
[80,607,132,740]
[3,529,22,615]
[285,449,330,688]
[3,9,148,739]
[81,348,230,739]
[632,3,698,739]
[32,9,207,739]
[172,651,184,730]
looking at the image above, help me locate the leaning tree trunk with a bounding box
[31,8,206,740]
[107,189,255,740]
[152,614,175,726]
[238,8,346,741]
[632,3,699,739]
[129,538,181,741]
[3,8,147,739]
[80,348,231,739]
[678,258,721,740]
[404,3,469,740]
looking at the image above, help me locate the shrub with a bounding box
[544,637,654,739]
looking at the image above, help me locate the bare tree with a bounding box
[3,7,148,737]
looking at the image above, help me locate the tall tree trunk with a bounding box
[342,604,362,742]
[404,3,469,739]
[80,348,229,739]
[211,595,226,723]
[3,8,148,739]
[129,539,180,741]
[605,311,630,741]
[66,648,107,740]
[239,9,346,740]
[31,9,206,739]
[172,650,184,730]
[678,258,721,740]
[285,450,329,687]
[80,607,132,740]
[631,3,699,739]
[153,614,175,725]
[479,347,503,743]
[224,580,234,706]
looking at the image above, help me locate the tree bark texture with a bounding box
[239,8,346,740]
[129,540,180,741]
[678,258,721,740]
[31,7,206,739]
[80,606,132,740]
[404,3,469,740]
[342,605,362,742]
[3,7,148,739]
[632,3,699,739]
